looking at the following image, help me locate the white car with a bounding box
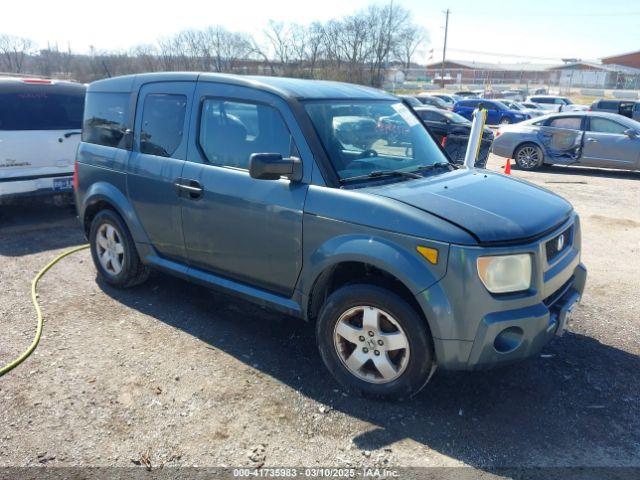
[526,95,587,113]
[0,77,85,201]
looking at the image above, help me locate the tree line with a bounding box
[0,2,427,86]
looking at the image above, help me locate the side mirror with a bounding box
[249,153,302,181]
[624,129,638,138]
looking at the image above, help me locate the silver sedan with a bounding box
[492,112,640,171]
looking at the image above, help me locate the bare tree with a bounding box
[0,34,34,73]
[394,25,427,70]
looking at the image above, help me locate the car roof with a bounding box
[0,77,85,94]
[414,106,445,113]
[87,72,395,101]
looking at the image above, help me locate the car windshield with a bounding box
[304,101,449,182]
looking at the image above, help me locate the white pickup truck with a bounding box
[0,77,85,202]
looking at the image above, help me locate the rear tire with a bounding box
[316,284,434,400]
[500,117,511,125]
[89,209,150,288]
[514,143,544,170]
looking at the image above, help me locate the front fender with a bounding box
[299,228,449,301]
[82,181,150,245]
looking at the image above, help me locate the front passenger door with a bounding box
[581,117,640,169]
[181,84,309,296]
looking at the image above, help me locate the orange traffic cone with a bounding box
[441,136,447,148]
[504,158,511,175]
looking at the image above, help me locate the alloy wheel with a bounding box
[516,145,540,169]
[333,306,410,384]
[96,224,125,275]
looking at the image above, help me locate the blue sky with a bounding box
[2,0,638,64]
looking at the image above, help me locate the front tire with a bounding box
[514,143,544,170]
[89,209,150,288]
[316,284,434,400]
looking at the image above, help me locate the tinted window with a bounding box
[0,90,84,131]
[598,100,619,109]
[589,118,627,134]
[460,100,480,108]
[549,117,582,130]
[140,94,187,157]
[419,110,443,122]
[82,92,130,148]
[532,97,553,104]
[199,99,296,169]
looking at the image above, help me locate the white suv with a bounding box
[526,95,587,113]
[0,77,85,201]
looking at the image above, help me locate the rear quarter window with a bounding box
[598,100,618,109]
[0,89,84,131]
[82,92,131,148]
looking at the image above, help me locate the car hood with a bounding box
[364,169,573,244]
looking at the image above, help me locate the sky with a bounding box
[2,0,639,65]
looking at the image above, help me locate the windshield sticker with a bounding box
[391,103,419,127]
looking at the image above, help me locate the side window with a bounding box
[140,94,187,157]
[534,98,552,104]
[82,92,130,148]
[198,99,296,169]
[420,111,441,122]
[548,117,582,130]
[588,118,628,134]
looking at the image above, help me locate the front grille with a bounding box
[543,276,574,308]
[546,226,572,262]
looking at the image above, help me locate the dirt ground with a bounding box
[1,156,639,473]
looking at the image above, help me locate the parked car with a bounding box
[501,89,527,102]
[414,106,494,166]
[415,94,450,110]
[429,93,461,109]
[0,77,85,201]
[527,95,587,112]
[496,99,544,118]
[397,95,423,108]
[76,73,586,399]
[454,91,479,99]
[453,99,530,125]
[589,99,637,119]
[492,111,640,171]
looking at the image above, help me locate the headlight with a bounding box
[477,254,532,293]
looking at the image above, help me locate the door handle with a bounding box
[586,138,598,143]
[174,178,203,199]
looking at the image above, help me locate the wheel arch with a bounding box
[81,181,150,245]
[512,140,545,162]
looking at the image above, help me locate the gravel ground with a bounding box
[1,156,639,473]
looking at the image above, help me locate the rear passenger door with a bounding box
[127,82,195,262]
[537,116,585,163]
[180,82,310,297]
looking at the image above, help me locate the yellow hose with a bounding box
[0,244,90,377]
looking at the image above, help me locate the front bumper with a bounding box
[416,215,587,370]
[464,263,586,369]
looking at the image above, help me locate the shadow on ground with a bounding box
[0,201,84,256]
[99,272,640,468]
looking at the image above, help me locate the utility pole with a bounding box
[441,8,450,88]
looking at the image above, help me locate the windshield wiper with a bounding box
[340,169,422,185]
[412,161,457,173]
